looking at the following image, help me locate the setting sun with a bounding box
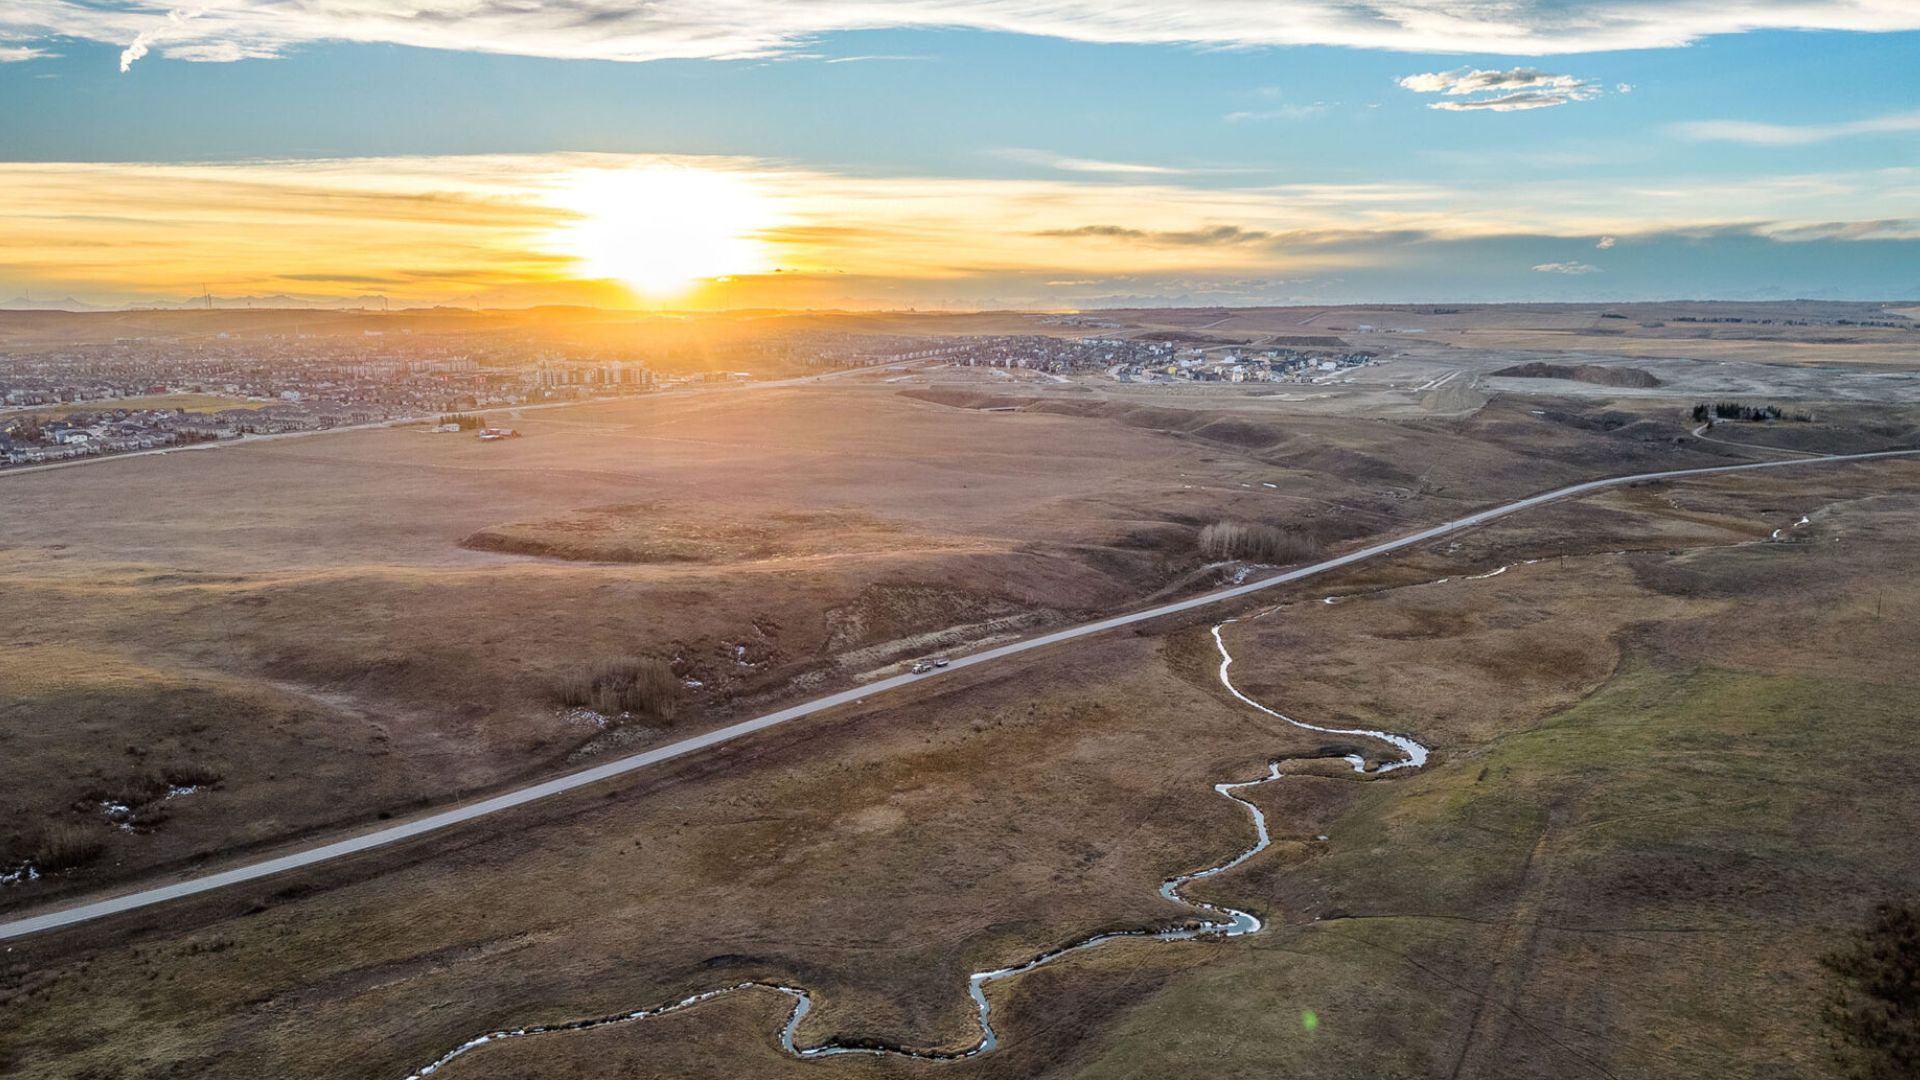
[8,5,1920,1078]
[550,165,775,298]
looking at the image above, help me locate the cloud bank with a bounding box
[4,0,1918,70]
[4,154,1916,309]
[1398,67,1604,111]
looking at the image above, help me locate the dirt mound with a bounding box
[1026,400,1289,448]
[1132,330,1245,345]
[897,388,1026,411]
[902,390,1292,450]
[464,506,959,564]
[1532,408,1648,433]
[1262,335,1350,349]
[1492,362,1663,388]
[1192,417,1286,449]
[1264,441,1418,487]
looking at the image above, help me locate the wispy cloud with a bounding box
[1760,218,1920,242]
[1596,235,1617,249]
[1399,67,1604,111]
[1671,110,1920,146]
[6,1,1919,71]
[996,149,1197,175]
[6,154,1919,309]
[823,54,932,64]
[117,29,151,71]
[0,43,54,61]
[117,5,199,72]
[1034,224,1277,247]
[1428,90,1595,112]
[1225,103,1331,122]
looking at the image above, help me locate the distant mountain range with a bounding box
[0,296,111,311]
[0,294,397,312]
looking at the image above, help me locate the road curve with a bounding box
[4,445,1916,941]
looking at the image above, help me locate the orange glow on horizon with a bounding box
[547,166,778,299]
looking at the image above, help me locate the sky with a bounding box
[1,2,1917,309]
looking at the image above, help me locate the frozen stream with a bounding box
[404,601,1434,1077]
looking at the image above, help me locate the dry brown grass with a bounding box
[555,657,681,720]
[463,507,961,565]
[163,760,223,789]
[0,386,1821,904]
[6,464,1920,1080]
[32,823,104,872]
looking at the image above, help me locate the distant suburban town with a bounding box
[0,323,1378,469]
[0,342,649,466]
[914,334,1378,384]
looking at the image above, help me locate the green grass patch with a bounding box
[1077,655,1920,1077]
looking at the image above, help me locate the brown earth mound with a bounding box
[897,390,1291,450]
[1261,335,1350,348]
[1131,330,1246,345]
[463,506,965,564]
[1492,361,1663,388]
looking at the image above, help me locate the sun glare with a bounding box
[551,166,774,299]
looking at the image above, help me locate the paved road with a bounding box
[4,445,1916,941]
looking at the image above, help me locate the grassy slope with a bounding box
[1074,658,1920,1078]
[0,389,1725,901]
[2,407,1913,1080]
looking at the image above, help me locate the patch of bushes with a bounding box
[1692,402,1813,423]
[1197,521,1323,564]
[34,823,105,872]
[163,760,223,789]
[86,775,171,807]
[555,657,681,720]
[1824,899,1920,1080]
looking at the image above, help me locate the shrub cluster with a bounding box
[436,413,487,430]
[1823,899,1920,1080]
[164,760,223,788]
[1692,402,1812,423]
[34,822,104,872]
[556,657,681,720]
[1197,521,1323,564]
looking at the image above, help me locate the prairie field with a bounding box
[3,365,1919,1080]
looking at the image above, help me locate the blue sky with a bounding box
[1,5,1916,307]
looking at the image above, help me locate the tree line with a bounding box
[1691,402,1814,424]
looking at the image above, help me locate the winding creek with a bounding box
[403,596,1438,1077]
